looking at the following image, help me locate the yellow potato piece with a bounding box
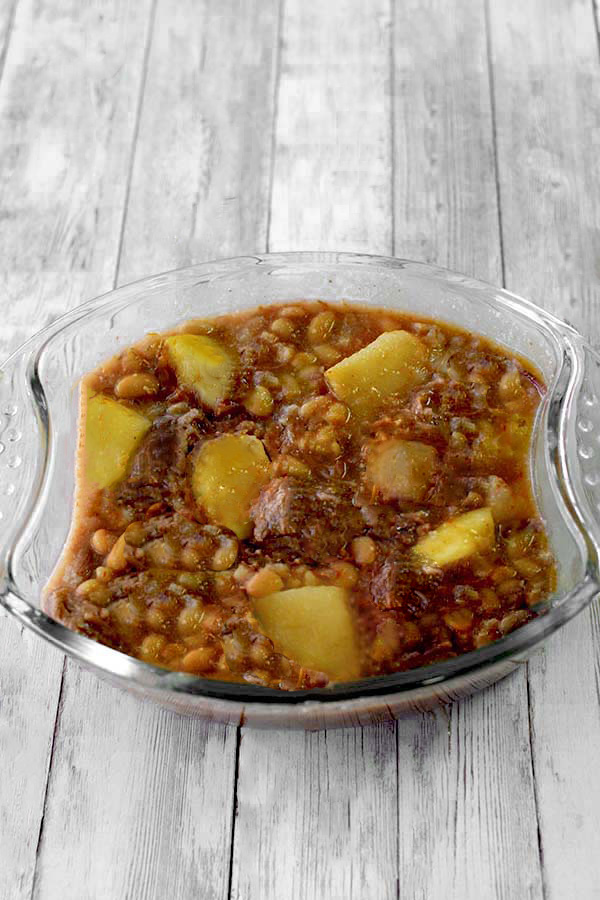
[165,334,235,409]
[413,507,495,568]
[481,475,531,524]
[191,434,270,539]
[254,586,360,682]
[365,438,438,502]
[325,330,429,413]
[84,393,151,490]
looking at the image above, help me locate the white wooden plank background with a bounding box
[489,2,600,897]
[0,1,599,898]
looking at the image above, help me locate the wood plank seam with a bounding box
[265,0,285,254]
[490,0,600,886]
[389,0,396,257]
[526,676,548,900]
[483,0,506,288]
[28,657,67,900]
[226,727,243,900]
[394,720,401,900]
[24,2,159,889]
[389,6,402,897]
[227,3,285,893]
[484,0,580,898]
[0,0,18,87]
[113,0,159,287]
[229,4,399,895]
[484,2,546,893]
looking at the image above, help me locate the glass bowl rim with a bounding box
[1,251,598,706]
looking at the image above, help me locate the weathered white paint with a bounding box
[31,1,281,898]
[233,725,399,900]
[118,0,281,282]
[33,666,237,900]
[0,0,17,70]
[1,0,599,897]
[231,3,398,898]
[393,5,543,895]
[392,0,502,277]
[231,3,547,899]
[0,1,153,897]
[268,0,393,255]
[0,622,63,900]
[489,0,600,897]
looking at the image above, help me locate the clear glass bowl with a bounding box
[2,252,599,728]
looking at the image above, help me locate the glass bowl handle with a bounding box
[0,349,46,588]
[557,331,600,569]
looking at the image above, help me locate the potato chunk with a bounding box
[325,330,429,413]
[480,476,531,524]
[413,507,495,567]
[165,334,235,409]
[365,438,438,502]
[254,586,359,681]
[84,393,151,490]
[191,434,270,538]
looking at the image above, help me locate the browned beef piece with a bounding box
[358,503,430,542]
[370,545,443,610]
[115,410,203,513]
[127,417,177,486]
[370,553,412,609]
[251,476,362,562]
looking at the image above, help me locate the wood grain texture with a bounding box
[32,2,282,898]
[233,726,399,900]
[1,1,599,897]
[231,4,399,898]
[268,0,392,254]
[0,1,154,897]
[396,685,542,900]
[0,0,17,80]
[488,1,600,897]
[393,0,501,276]
[231,4,545,899]
[489,0,600,332]
[391,3,543,897]
[0,0,152,284]
[33,667,236,900]
[118,0,281,282]
[0,622,63,900]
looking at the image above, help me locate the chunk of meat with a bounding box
[357,501,429,543]
[250,476,362,562]
[369,547,443,610]
[127,416,177,486]
[370,553,413,609]
[115,410,203,513]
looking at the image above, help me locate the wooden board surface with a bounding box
[1,0,599,898]
[231,5,399,898]
[489,1,600,896]
[392,2,541,897]
[232,3,542,899]
[0,0,154,896]
[27,2,280,899]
